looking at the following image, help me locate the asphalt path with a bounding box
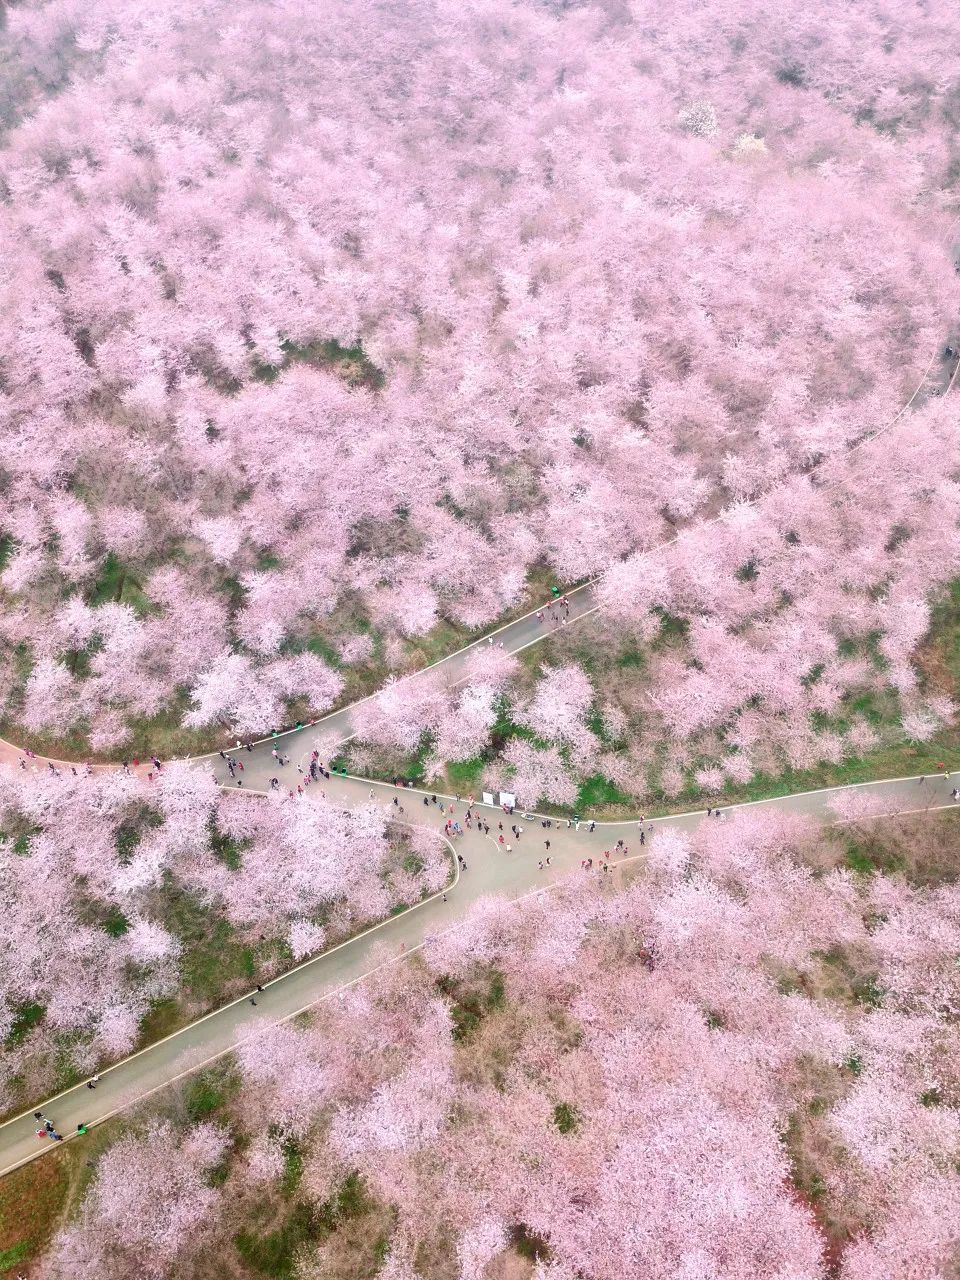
[193,587,600,778]
[2,764,956,1178]
[1,228,958,1177]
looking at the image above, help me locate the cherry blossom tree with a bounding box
[38,1122,228,1280]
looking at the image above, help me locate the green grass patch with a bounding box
[5,1002,45,1049]
[282,1140,304,1196]
[252,338,385,392]
[436,970,506,1041]
[552,1102,579,1134]
[183,1069,233,1123]
[0,1240,30,1271]
[576,774,633,811]
[616,644,646,670]
[88,554,151,616]
[512,1223,551,1262]
[844,844,876,876]
[652,607,690,648]
[136,998,181,1046]
[114,824,141,864]
[445,756,486,793]
[0,1116,120,1270]
[209,818,249,871]
[234,1172,370,1279]
[170,890,260,1006]
[102,906,129,938]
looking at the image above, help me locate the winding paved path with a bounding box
[2,227,958,1180]
[1,762,956,1179]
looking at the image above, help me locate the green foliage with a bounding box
[850,974,884,1009]
[552,1102,579,1134]
[446,755,486,792]
[234,1172,369,1278]
[652,606,690,648]
[88,554,150,616]
[102,906,129,938]
[843,835,906,878]
[171,888,261,1005]
[919,1087,943,1108]
[252,337,384,391]
[844,844,875,875]
[5,1002,45,1048]
[576,774,633,811]
[436,970,507,1041]
[616,644,646,670]
[488,971,506,1009]
[302,634,343,666]
[12,832,34,856]
[0,1240,30,1270]
[184,1072,226,1122]
[844,1052,864,1076]
[327,1170,368,1221]
[114,824,141,865]
[209,818,247,870]
[281,1141,304,1196]
[512,1223,551,1262]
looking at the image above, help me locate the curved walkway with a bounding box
[1,763,956,1178]
[0,227,957,1180]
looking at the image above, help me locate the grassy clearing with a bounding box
[252,338,385,392]
[0,691,225,765]
[87,554,151,616]
[819,807,960,885]
[0,1119,120,1274]
[233,1170,384,1280]
[139,884,282,1032]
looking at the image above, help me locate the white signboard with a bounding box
[498,791,517,809]
[481,791,495,806]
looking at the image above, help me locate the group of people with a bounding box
[121,755,163,780]
[218,743,334,798]
[535,593,573,627]
[33,1076,99,1143]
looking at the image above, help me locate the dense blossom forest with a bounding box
[33,808,960,1278]
[0,0,958,772]
[2,0,960,1274]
